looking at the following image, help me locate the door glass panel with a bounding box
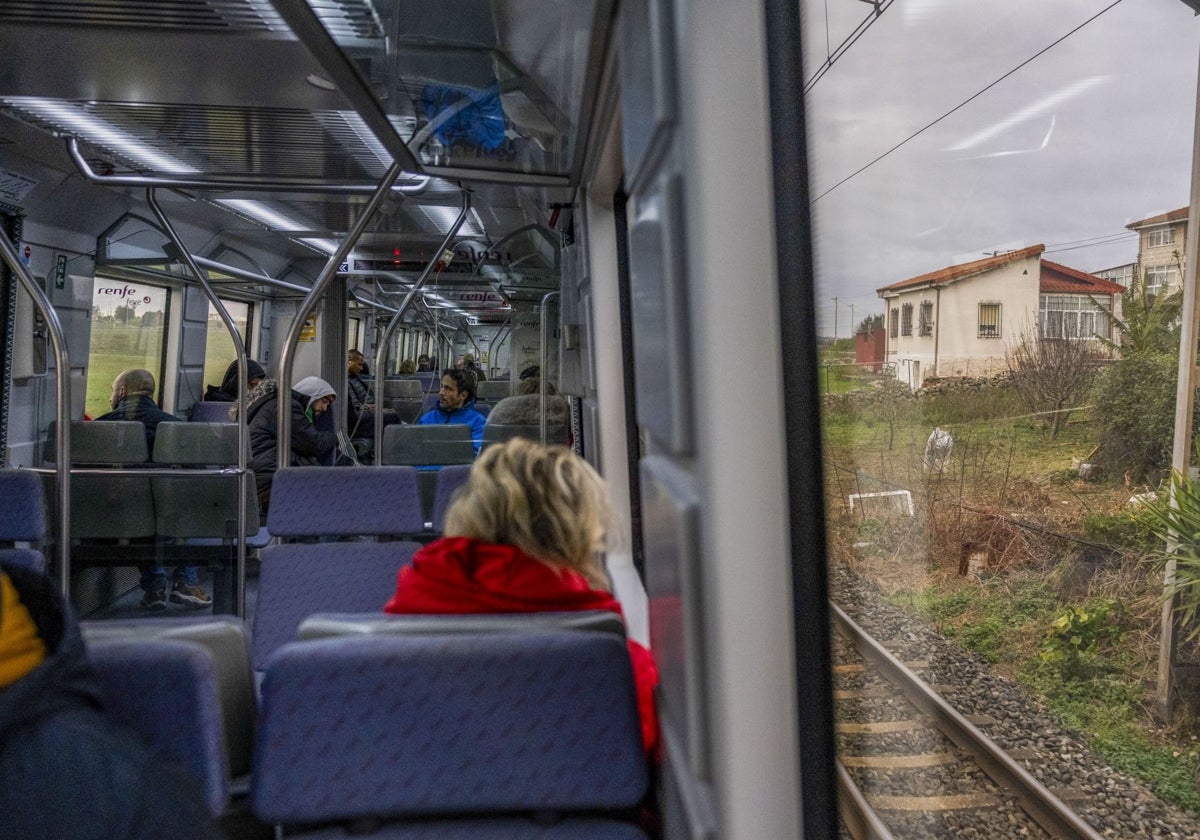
[86,279,169,418]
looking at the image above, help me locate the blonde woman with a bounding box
[383,438,659,755]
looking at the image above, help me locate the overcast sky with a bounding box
[801,0,1200,336]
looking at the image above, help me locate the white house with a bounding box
[877,244,1124,390]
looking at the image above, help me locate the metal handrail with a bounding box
[0,234,72,594]
[67,138,429,195]
[147,189,252,617]
[278,160,406,464]
[372,191,471,463]
[539,291,559,443]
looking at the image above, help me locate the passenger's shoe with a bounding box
[140,589,167,611]
[170,583,212,609]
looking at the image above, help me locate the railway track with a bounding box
[831,602,1105,840]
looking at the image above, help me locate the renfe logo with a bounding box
[96,285,142,300]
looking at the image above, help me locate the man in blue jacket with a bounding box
[417,368,486,454]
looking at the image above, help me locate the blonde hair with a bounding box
[444,438,612,588]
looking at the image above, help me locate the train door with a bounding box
[590,1,834,837]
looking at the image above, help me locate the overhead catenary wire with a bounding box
[805,0,896,95]
[811,0,1128,204]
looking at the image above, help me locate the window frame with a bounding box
[900,303,913,337]
[918,300,934,337]
[87,276,173,417]
[889,306,899,338]
[1145,227,1175,248]
[977,301,1002,339]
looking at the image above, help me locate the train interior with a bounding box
[0,1,819,838]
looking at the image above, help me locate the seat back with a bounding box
[0,469,47,542]
[42,472,156,540]
[384,379,422,399]
[81,616,256,782]
[86,637,231,815]
[190,401,235,423]
[380,424,474,467]
[266,466,424,537]
[431,463,471,531]
[152,422,242,465]
[47,420,149,465]
[297,610,628,641]
[0,549,47,574]
[251,631,647,825]
[250,541,421,670]
[483,423,571,448]
[476,380,511,401]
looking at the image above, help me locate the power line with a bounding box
[811,0,1129,204]
[805,0,896,94]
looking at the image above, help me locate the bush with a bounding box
[1081,509,1160,551]
[1040,601,1124,678]
[1095,351,1193,481]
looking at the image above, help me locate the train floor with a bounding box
[83,563,260,624]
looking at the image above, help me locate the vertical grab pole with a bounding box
[147,189,251,618]
[0,234,72,595]
[539,291,559,444]
[278,160,405,465]
[373,190,471,463]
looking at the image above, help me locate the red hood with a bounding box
[384,536,623,617]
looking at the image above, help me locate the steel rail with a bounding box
[278,159,405,464]
[372,191,471,463]
[147,189,251,617]
[835,760,895,840]
[829,602,1105,840]
[0,233,72,594]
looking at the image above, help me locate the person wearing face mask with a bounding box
[233,375,337,513]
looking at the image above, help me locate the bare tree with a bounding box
[1005,324,1098,439]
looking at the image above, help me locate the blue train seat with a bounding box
[81,615,257,805]
[380,425,474,523]
[295,610,628,642]
[190,401,235,423]
[0,468,48,573]
[251,630,648,838]
[252,466,426,670]
[430,463,471,532]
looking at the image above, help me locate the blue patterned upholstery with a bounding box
[0,549,47,574]
[250,541,421,670]
[81,617,256,781]
[0,469,46,541]
[190,401,235,423]
[87,637,230,814]
[289,817,648,838]
[431,464,471,531]
[266,467,424,537]
[251,632,647,826]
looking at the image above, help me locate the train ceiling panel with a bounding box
[0,0,597,299]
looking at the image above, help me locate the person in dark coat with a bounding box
[94,369,209,610]
[234,376,337,512]
[346,350,400,444]
[202,358,265,403]
[0,561,221,840]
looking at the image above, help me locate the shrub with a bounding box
[1094,351,1192,481]
[1040,601,1123,677]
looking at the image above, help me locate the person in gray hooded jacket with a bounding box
[233,375,337,512]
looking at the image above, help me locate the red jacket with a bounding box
[384,536,659,755]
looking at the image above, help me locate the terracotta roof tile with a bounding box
[1039,260,1125,295]
[1126,206,1188,230]
[877,244,1044,295]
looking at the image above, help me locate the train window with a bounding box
[86,279,169,417]
[348,316,362,352]
[202,298,251,392]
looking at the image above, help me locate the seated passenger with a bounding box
[95,369,210,611]
[0,561,221,840]
[460,353,487,382]
[346,350,401,443]
[416,368,486,455]
[383,438,659,756]
[485,384,572,446]
[399,359,417,375]
[416,353,434,372]
[202,358,265,403]
[234,375,337,512]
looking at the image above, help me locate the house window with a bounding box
[1146,227,1175,248]
[1145,266,1175,297]
[978,302,1001,338]
[900,303,913,336]
[918,301,934,336]
[889,307,899,338]
[1038,294,1110,340]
